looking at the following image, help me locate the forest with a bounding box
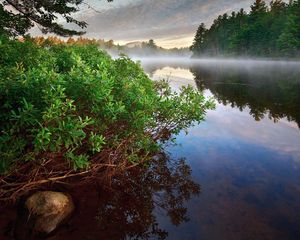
[190,0,300,57]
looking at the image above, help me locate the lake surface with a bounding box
[3,58,300,240]
[141,58,300,240]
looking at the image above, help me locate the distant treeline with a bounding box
[121,39,190,57]
[190,0,300,57]
[29,37,190,57]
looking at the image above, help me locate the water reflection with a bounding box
[190,63,300,127]
[142,58,300,128]
[139,58,300,240]
[4,59,300,240]
[42,153,200,240]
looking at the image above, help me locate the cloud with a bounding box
[30,0,279,48]
[80,0,273,47]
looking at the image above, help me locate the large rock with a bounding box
[25,191,74,234]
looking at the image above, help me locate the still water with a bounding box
[5,59,300,240]
[141,58,300,240]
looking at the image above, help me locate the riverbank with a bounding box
[0,38,214,203]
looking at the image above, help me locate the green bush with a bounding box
[0,39,214,174]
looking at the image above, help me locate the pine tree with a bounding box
[277,0,300,55]
[250,0,268,14]
[190,23,207,56]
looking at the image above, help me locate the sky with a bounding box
[71,0,275,48]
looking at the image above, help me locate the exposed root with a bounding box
[0,136,152,203]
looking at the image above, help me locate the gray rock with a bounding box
[25,191,74,234]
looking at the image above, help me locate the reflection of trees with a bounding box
[190,64,300,127]
[95,153,200,240]
[35,152,200,240]
[142,60,300,127]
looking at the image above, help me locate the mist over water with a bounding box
[137,57,300,127]
[135,56,300,70]
[137,57,300,240]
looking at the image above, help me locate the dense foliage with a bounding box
[0,0,112,37]
[0,37,214,180]
[190,0,300,57]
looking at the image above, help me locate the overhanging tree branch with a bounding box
[0,0,113,36]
